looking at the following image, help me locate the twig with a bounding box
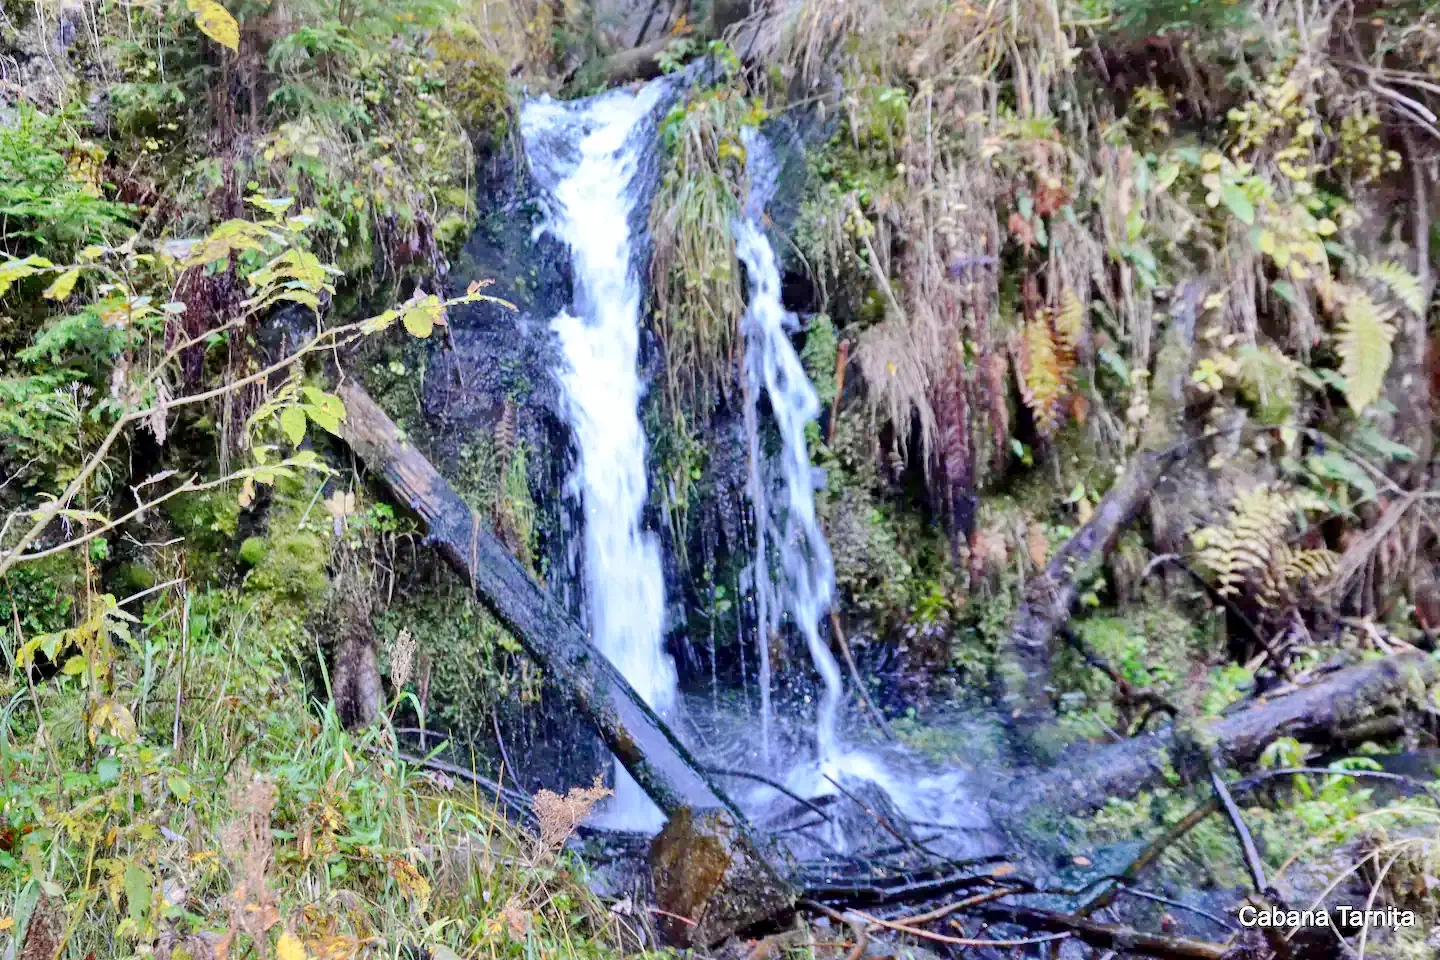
[172,591,189,755]
[853,908,1071,948]
[800,899,868,960]
[1210,772,1269,895]
[708,767,834,822]
[829,612,895,741]
[972,905,1227,960]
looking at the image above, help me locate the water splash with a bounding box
[522,83,676,831]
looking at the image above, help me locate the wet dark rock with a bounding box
[649,807,796,947]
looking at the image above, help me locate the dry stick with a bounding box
[1210,771,1269,896]
[971,905,1227,960]
[172,591,189,755]
[883,886,1019,927]
[829,612,895,741]
[800,899,869,960]
[852,908,1072,949]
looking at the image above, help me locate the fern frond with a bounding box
[1190,484,1327,602]
[1053,290,1085,359]
[1016,316,1067,437]
[1281,546,1339,586]
[1336,291,1395,413]
[1362,259,1425,316]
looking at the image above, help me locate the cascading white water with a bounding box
[522,84,676,830]
[735,217,845,765]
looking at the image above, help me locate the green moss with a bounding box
[430,27,514,146]
[163,488,243,584]
[239,536,268,568]
[1,553,84,635]
[244,532,330,612]
[116,562,156,592]
[375,578,538,735]
[1236,344,1296,424]
[800,313,839,407]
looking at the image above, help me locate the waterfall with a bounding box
[521,83,677,830]
[735,135,845,765]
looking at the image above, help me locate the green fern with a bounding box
[1191,485,1332,605]
[1362,259,1425,316]
[1336,291,1395,413]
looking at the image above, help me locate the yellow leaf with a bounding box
[1256,230,1276,256]
[42,268,81,302]
[187,0,239,52]
[276,931,308,960]
[0,916,13,932]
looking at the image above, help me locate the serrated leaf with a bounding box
[186,0,239,52]
[62,655,88,676]
[43,268,81,302]
[168,776,192,801]
[279,406,307,446]
[401,295,445,338]
[1221,184,1255,224]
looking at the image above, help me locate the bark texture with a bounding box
[998,651,1438,826]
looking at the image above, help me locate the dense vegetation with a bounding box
[3,0,1440,958]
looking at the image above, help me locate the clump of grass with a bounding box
[649,83,765,425]
[0,583,635,960]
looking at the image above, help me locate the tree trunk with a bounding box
[336,381,794,946]
[998,445,1187,756]
[997,651,1437,826]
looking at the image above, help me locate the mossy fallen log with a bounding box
[336,381,794,945]
[999,651,1439,827]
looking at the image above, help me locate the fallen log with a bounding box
[998,445,1187,756]
[336,381,794,945]
[998,651,1438,827]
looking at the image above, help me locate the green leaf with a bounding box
[124,864,152,923]
[42,268,81,302]
[97,757,120,783]
[168,776,192,802]
[1220,184,1255,224]
[1155,162,1180,192]
[1306,451,1378,502]
[62,655,88,676]
[279,406,307,446]
[401,295,445,338]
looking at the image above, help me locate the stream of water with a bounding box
[522,83,676,830]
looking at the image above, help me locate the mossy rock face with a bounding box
[244,532,329,611]
[430,27,513,149]
[116,562,156,592]
[163,489,243,584]
[2,553,84,634]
